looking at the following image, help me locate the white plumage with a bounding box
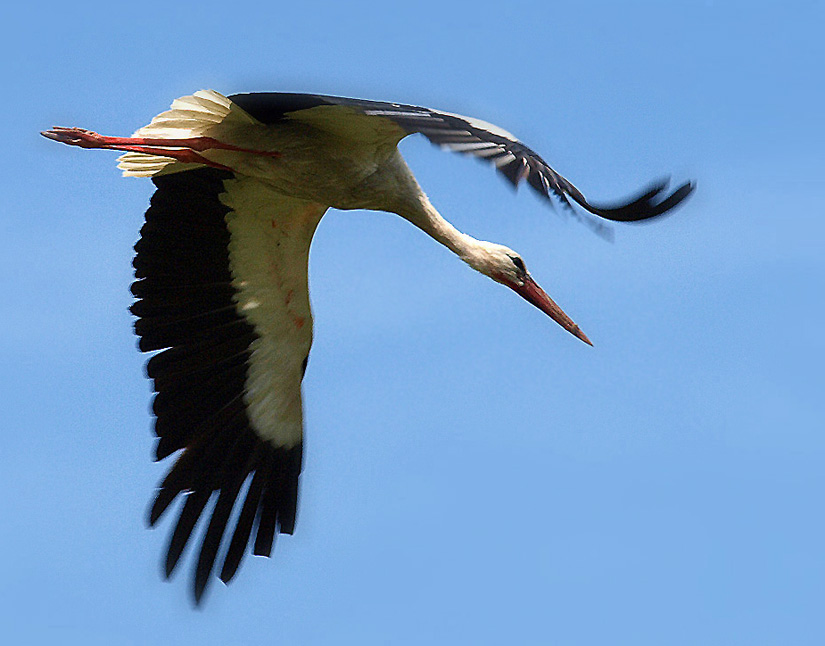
[222,179,323,449]
[42,90,693,603]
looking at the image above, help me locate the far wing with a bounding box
[230,92,694,233]
[131,168,326,603]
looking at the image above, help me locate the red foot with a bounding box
[41,127,107,148]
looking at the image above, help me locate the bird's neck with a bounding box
[405,193,503,281]
[382,164,478,260]
[410,197,476,257]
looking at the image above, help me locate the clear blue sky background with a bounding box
[2,1,823,644]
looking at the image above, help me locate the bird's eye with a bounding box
[511,256,526,274]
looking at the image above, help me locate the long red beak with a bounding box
[511,276,592,346]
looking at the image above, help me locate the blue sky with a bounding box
[2,1,823,644]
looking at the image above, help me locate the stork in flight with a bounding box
[42,90,693,603]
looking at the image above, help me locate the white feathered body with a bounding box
[119,90,424,213]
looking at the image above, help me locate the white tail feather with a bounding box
[118,90,257,177]
[116,153,204,177]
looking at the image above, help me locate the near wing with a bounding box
[131,168,324,603]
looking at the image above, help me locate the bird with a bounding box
[42,89,694,603]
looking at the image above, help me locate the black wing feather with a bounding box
[132,168,303,603]
[220,464,267,583]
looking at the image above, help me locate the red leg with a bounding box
[41,127,281,158]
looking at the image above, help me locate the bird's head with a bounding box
[464,242,592,346]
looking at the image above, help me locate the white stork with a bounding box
[42,90,693,603]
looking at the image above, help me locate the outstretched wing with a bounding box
[229,92,694,233]
[131,167,326,603]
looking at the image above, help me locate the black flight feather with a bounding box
[133,168,303,603]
